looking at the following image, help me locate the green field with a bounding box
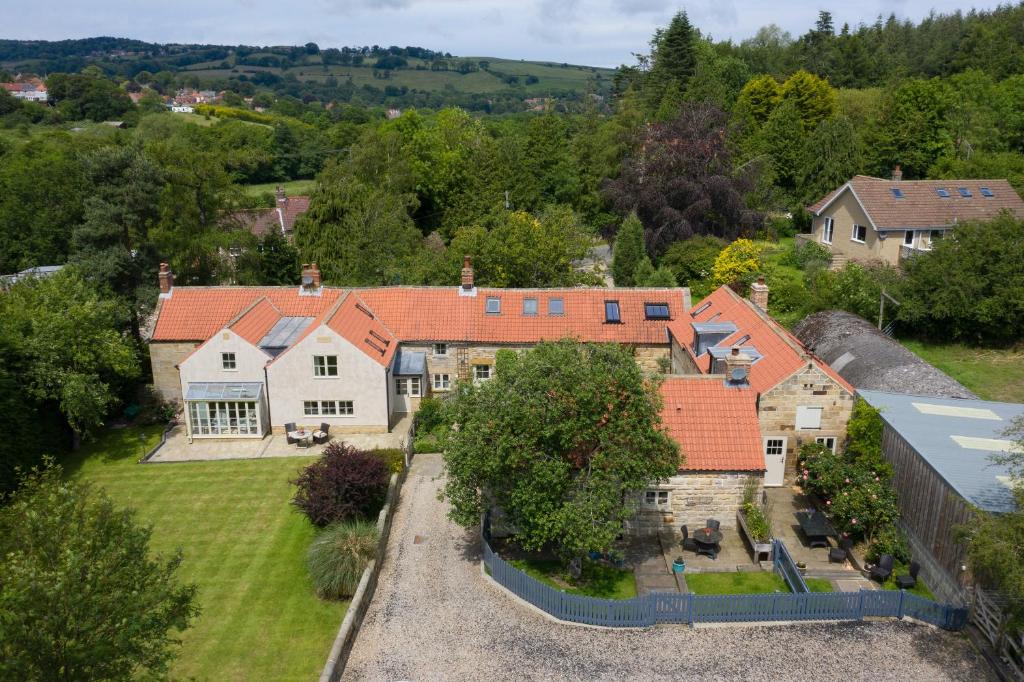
[901,340,1024,403]
[67,427,344,681]
[243,178,317,198]
[684,571,832,594]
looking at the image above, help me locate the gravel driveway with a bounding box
[343,453,990,681]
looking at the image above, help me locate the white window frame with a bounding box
[764,438,785,457]
[221,352,236,371]
[822,217,834,244]
[795,406,824,430]
[303,400,319,416]
[851,224,867,243]
[433,343,448,357]
[473,364,492,382]
[816,436,837,452]
[643,489,670,510]
[320,400,338,416]
[432,373,451,391]
[396,377,422,397]
[313,355,338,378]
[338,400,353,415]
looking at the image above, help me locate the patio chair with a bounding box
[895,562,920,590]
[285,422,298,445]
[829,537,853,564]
[869,554,894,582]
[695,543,718,560]
[680,525,698,553]
[706,518,720,531]
[314,423,330,445]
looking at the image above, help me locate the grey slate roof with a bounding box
[393,350,426,376]
[859,390,1024,513]
[257,316,314,356]
[793,310,976,399]
[185,382,264,401]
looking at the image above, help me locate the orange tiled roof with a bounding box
[152,287,343,341]
[325,293,398,367]
[229,297,283,345]
[231,196,311,237]
[153,286,690,347]
[659,376,763,471]
[807,176,1024,229]
[668,286,854,394]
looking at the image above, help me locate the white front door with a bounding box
[763,437,787,487]
[394,377,421,413]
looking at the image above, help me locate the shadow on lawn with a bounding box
[60,423,165,478]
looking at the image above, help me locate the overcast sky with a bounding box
[2,1,1006,68]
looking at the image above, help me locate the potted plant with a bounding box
[796,561,807,576]
[738,502,773,560]
[672,556,686,573]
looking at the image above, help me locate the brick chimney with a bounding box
[724,346,753,386]
[158,262,174,295]
[891,165,902,182]
[301,263,322,291]
[461,255,474,291]
[749,276,769,312]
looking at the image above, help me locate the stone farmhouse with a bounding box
[802,169,1024,267]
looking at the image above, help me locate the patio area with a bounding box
[147,413,414,463]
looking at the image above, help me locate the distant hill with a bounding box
[0,38,615,113]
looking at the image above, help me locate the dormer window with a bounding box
[523,298,538,316]
[485,297,501,315]
[604,300,621,323]
[644,303,670,320]
[548,297,564,316]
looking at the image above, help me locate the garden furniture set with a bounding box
[681,519,723,560]
[285,422,331,448]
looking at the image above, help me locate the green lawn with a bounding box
[901,340,1024,403]
[67,426,344,681]
[685,571,833,595]
[509,558,637,599]
[881,572,936,600]
[242,178,316,198]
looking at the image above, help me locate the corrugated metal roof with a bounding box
[393,350,426,375]
[185,382,264,401]
[858,390,1024,513]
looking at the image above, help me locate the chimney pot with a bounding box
[891,165,903,182]
[724,347,753,386]
[158,262,174,294]
[749,276,769,312]
[301,262,322,290]
[461,255,474,291]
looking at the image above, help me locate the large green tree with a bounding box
[611,211,646,286]
[442,341,679,561]
[0,464,198,680]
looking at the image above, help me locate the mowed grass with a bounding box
[243,178,316,198]
[510,558,638,599]
[685,571,832,594]
[67,426,344,681]
[901,340,1024,403]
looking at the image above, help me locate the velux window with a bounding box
[485,297,501,315]
[548,297,564,316]
[523,298,538,316]
[604,300,621,323]
[644,303,670,320]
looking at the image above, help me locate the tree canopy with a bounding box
[442,341,679,561]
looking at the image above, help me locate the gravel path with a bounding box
[343,453,991,681]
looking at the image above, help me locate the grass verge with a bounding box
[509,558,637,599]
[900,340,1024,403]
[243,178,316,198]
[67,425,345,681]
[685,571,833,594]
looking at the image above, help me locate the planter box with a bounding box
[737,509,773,563]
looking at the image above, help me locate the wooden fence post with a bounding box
[858,589,865,621]
[897,589,905,619]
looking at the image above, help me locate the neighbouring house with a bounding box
[385,108,402,120]
[170,105,195,113]
[229,187,310,240]
[667,280,856,488]
[630,374,764,534]
[0,264,64,289]
[794,310,977,399]
[2,78,48,102]
[857,389,1024,604]
[803,169,1024,267]
[147,259,692,440]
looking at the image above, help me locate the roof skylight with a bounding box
[548,297,564,316]
[485,297,501,314]
[691,302,712,317]
[604,300,621,323]
[936,188,950,198]
[891,188,904,198]
[912,402,1001,420]
[644,302,670,320]
[980,187,994,197]
[523,298,538,316]
[958,187,972,198]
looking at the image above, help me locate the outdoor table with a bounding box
[795,510,835,549]
[288,429,312,448]
[691,527,722,560]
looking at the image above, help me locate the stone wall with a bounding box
[626,472,761,536]
[669,334,701,374]
[634,344,671,373]
[758,363,855,476]
[150,341,199,404]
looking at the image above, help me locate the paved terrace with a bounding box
[147,414,414,462]
[344,453,990,681]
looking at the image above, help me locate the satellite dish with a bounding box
[731,367,748,382]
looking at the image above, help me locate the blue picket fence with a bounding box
[772,538,808,593]
[481,518,968,631]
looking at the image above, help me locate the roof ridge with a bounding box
[226,296,274,329]
[266,291,350,366]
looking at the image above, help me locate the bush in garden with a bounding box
[845,398,893,478]
[711,238,765,289]
[780,240,831,270]
[307,520,379,600]
[369,448,405,473]
[866,524,911,565]
[414,433,442,454]
[414,396,445,433]
[658,235,725,296]
[292,442,390,527]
